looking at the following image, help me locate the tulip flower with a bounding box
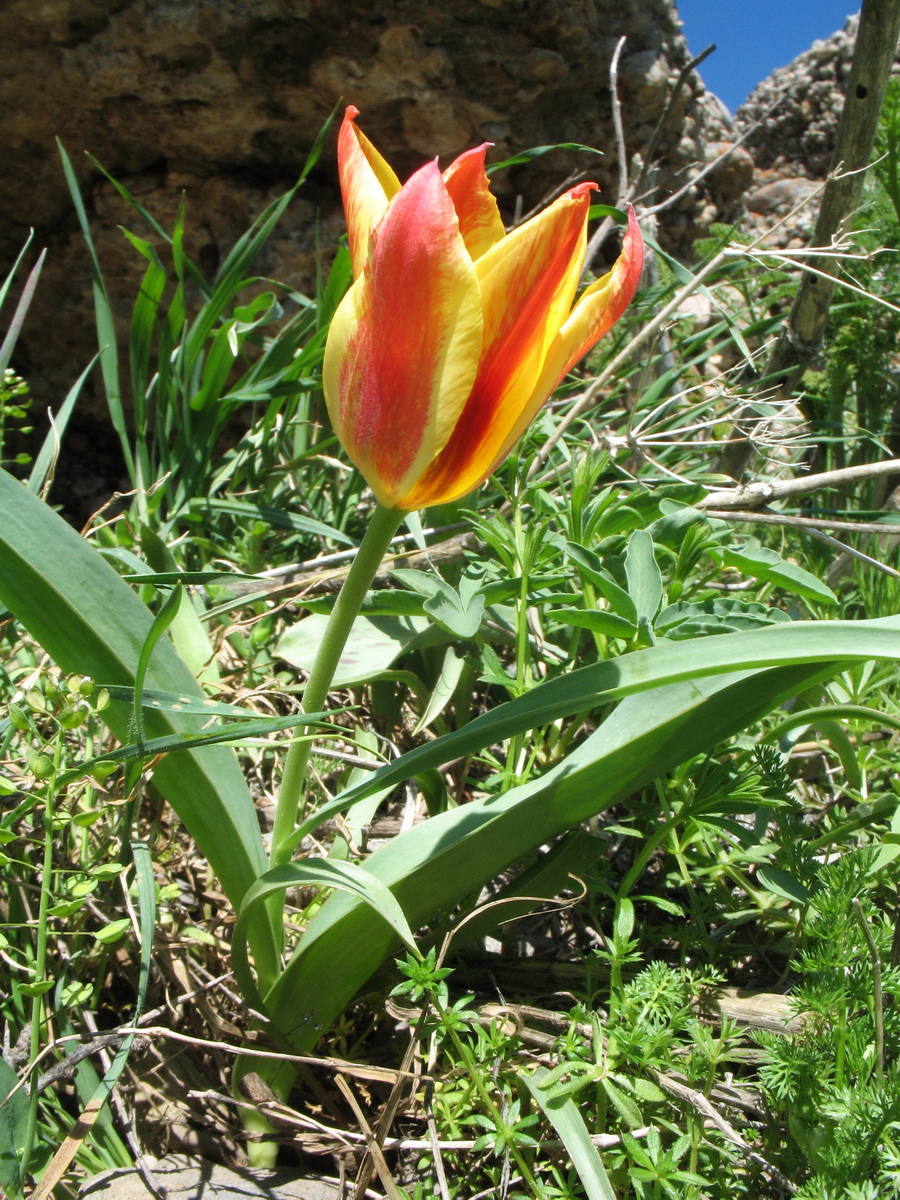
[323,105,644,511]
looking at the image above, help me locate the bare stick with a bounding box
[699,458,900,510]
[704,508,900,536]
[610,36,629,204]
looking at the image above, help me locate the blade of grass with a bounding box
[57,141,135,491]
[523,1065,617,1200]
[27,353,99,496]
[0,249,46,376]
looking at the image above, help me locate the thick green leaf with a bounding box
[656,598,791,638]
[566,541,638,624]
[756,866,813,905]
[720,539,837,604]
[625,529,663,624]
[412,647,467,735]
[277,613,446,686]
[231,859,419,1022]
[0,471,268,940]
[423,575,485,640]
[551,608,637,639]
[265,659,845,1047]
[0,1058,28,1198]
[302,617,900,820]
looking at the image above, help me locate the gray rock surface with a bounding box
[1,0,731,435]
[79,1155,342,1200]
[736,14,863,177]
[733,11,900,247]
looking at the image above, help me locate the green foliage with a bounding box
[799,77,900,480]
[0,369,32,470]
[58,109,357,566]
[754,853,900,1196]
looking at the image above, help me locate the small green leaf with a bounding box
[720,539,837,604]
[615,897,635,943]
[756,866,812,904]
[631,1077,667,1103]
[88,863,124,880]
[602,1074,643,1129]
[566,542,638,623]
[551,607,637,639]
[625,529,664,624]
[95,918,133,945]
[423,577,485,639]
[18,980,55,998]
[487,142,604,174]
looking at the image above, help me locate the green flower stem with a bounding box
[269,502,406,871]
[239,502,405,1171]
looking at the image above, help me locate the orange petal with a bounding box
[442,144,506,261]
[399,184,596,508]
[323,160,483,509]
[553,204,644,378]
[485,205,644,470]
[338,106,402,279]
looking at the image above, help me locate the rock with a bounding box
[79,1155,342,1200]
[704,142,755,203]
[0,0,734,466]
[744,175,819,216]
[735,13,866,178]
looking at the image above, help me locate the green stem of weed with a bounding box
[270,502,405,872]
[20,769,57,1181]
[619,794,683,899]
[238,502,405,1168]
[852,897,884,1080]
[433,995,542,1193]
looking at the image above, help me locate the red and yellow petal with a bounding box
[485,205,644,471]
[323,160,483,509]
[552,204,644,378]
[398,183,596,509]
[338,106,403,278]
[442,144,506,262]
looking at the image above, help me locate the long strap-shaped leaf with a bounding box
[280,614,900,856]
[264,646,896,1048]
[0,470,275,974]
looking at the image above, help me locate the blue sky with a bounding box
[676,1,859,113]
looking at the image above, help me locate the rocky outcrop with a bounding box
[1,0,735,458]
[734,13,888,248]
[737,16,861,177]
